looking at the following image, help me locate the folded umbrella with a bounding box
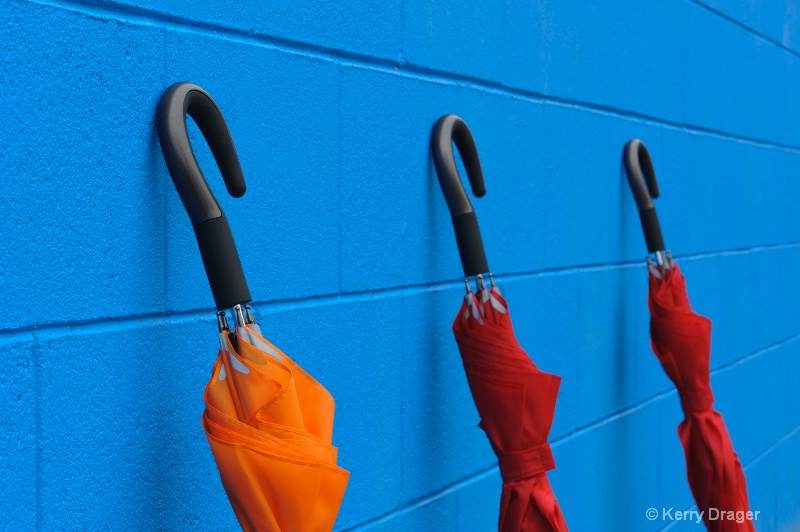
[624,139,753,532]
[432,115,568,532]
[157,82,348,532]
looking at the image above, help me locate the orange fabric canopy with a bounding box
[203,325,349,532]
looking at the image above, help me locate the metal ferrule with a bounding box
[232,304,247,329]
[648,249,673,270]
[244,304,256,325]
[464,278,473,294]
[216,311,230,332]
[476,273,487,292]
[664,250,675,269]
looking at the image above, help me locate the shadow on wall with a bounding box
[137,120,185,526]
[418,154,453,492]
[608,162,639,516]
[132,117,225,529]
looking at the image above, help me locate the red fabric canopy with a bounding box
[453,287,568,532]
[649,264,753,532]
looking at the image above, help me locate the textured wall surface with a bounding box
[1,0,799,530]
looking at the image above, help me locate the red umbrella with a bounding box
[625,139,754,532]
[432,115,568,532]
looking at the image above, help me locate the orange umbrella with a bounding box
[157,82,349,531]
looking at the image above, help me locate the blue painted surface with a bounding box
[0,0,798,530]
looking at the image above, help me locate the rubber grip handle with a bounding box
[452,212,489,277]
[639,207,665,253]
[193,214,252,310]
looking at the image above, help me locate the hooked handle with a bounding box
[623,139,665,253]
[157,82,252,310]
[431,115,489,277]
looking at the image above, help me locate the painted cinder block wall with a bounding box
[1,0,799,530]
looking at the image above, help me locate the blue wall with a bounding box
[1,0,799,530]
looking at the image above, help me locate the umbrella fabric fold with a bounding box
[648,264,753,532]
[453,286,568,532]
[203,325,349,532]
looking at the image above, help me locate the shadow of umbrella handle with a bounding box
[157,82,252,311]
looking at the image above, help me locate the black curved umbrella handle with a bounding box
[623,139,666,253]
[157,82,252,311]
[431,115,489,277]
